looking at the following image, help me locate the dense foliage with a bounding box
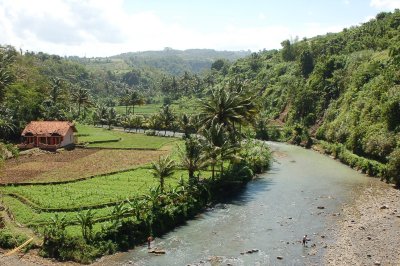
[208,10,400,185]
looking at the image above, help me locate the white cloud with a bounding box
[370,0,400,9]
[0,0,357,57]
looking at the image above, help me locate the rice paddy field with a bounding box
[0,124,193,238]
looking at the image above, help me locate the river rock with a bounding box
[380,205,388,209]
[317,206,325,209]
[374,261,381,265]
[148,249,166,254]
[245,249,259,254]
[277,256,283,260]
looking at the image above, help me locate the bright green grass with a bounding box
[1,169,190,209]
[115,104,161,115]
[75,124,120,143]
[2,196,115,226]
[87,131,176,149]
[75,124,177,149]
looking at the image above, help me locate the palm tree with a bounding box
[199,86,258,133]
[71,86,92,118]
[179,136,207,184]
[93,104,107,127]
[105,107,118,130]
[132,115,144,132]
[146,114,162,132]
[49,77,65,105]
[150,155,175,193]
[201,123,238,179]
[159,105,175,135]
[76,209,96,242]
[179,114,194,139]
[128,90,145,115]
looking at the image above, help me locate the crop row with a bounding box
[0,169,191,209]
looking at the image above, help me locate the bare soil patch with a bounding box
[323,180,400,265]
[0,148,168,184]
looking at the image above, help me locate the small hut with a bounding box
[19,121,77,150]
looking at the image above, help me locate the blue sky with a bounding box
[0,0,399,57]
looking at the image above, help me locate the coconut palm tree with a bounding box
[201,123,238,179]
[132,115,144,132]
[71,86,92,118]
[150,155,175,193]
[159,104,175,135]
[105,107,118,130]
[199,86,258,134]
[128,90,145,115]
[146,113,162,133]
[179,114,194,139]
[179,136,207,184]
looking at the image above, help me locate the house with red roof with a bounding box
[19,121,77,150]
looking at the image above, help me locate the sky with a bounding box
[0,0,399,57]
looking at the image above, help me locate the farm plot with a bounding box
[1,169,190,209]
[2,195,116,226]
[0,149,171,183]
[76,124,177,149]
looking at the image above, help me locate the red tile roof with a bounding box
[21,121,77,137]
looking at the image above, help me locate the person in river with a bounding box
[302,234,308,246]
[147,235,154,249]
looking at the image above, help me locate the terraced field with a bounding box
[0,124,192,237]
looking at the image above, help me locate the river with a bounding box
[107,142,370,266]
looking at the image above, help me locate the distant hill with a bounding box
[107,48,251,75]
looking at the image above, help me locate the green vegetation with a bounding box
[2,8,400,264]
[207,10,400,185]
[2,169,192,209]
[76,124,177,149]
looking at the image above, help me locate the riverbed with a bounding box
[99,142,372,266]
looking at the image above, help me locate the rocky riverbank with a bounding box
[324,179,400,265]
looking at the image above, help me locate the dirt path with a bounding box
[323,180,400,265]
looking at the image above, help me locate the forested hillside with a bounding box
[210,10,400,185]
[70,48,250,76]
[0,47,231,142]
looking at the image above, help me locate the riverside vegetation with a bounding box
[0,90,271,263]
[0,8,400,263]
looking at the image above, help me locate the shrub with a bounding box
[0,228,28,249]
[387,148,400,187]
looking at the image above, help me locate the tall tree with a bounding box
[179,136,207,184]
[199,87,258,133]
[0,47,15,103]
[159,104,175,135]
[200,123,237,179]
[71,86,92,118]
[150,155,175,193]
[128,90,144,115]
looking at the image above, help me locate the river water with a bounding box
[110,142,369,266]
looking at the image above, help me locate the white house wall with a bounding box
[60,128,74,147]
